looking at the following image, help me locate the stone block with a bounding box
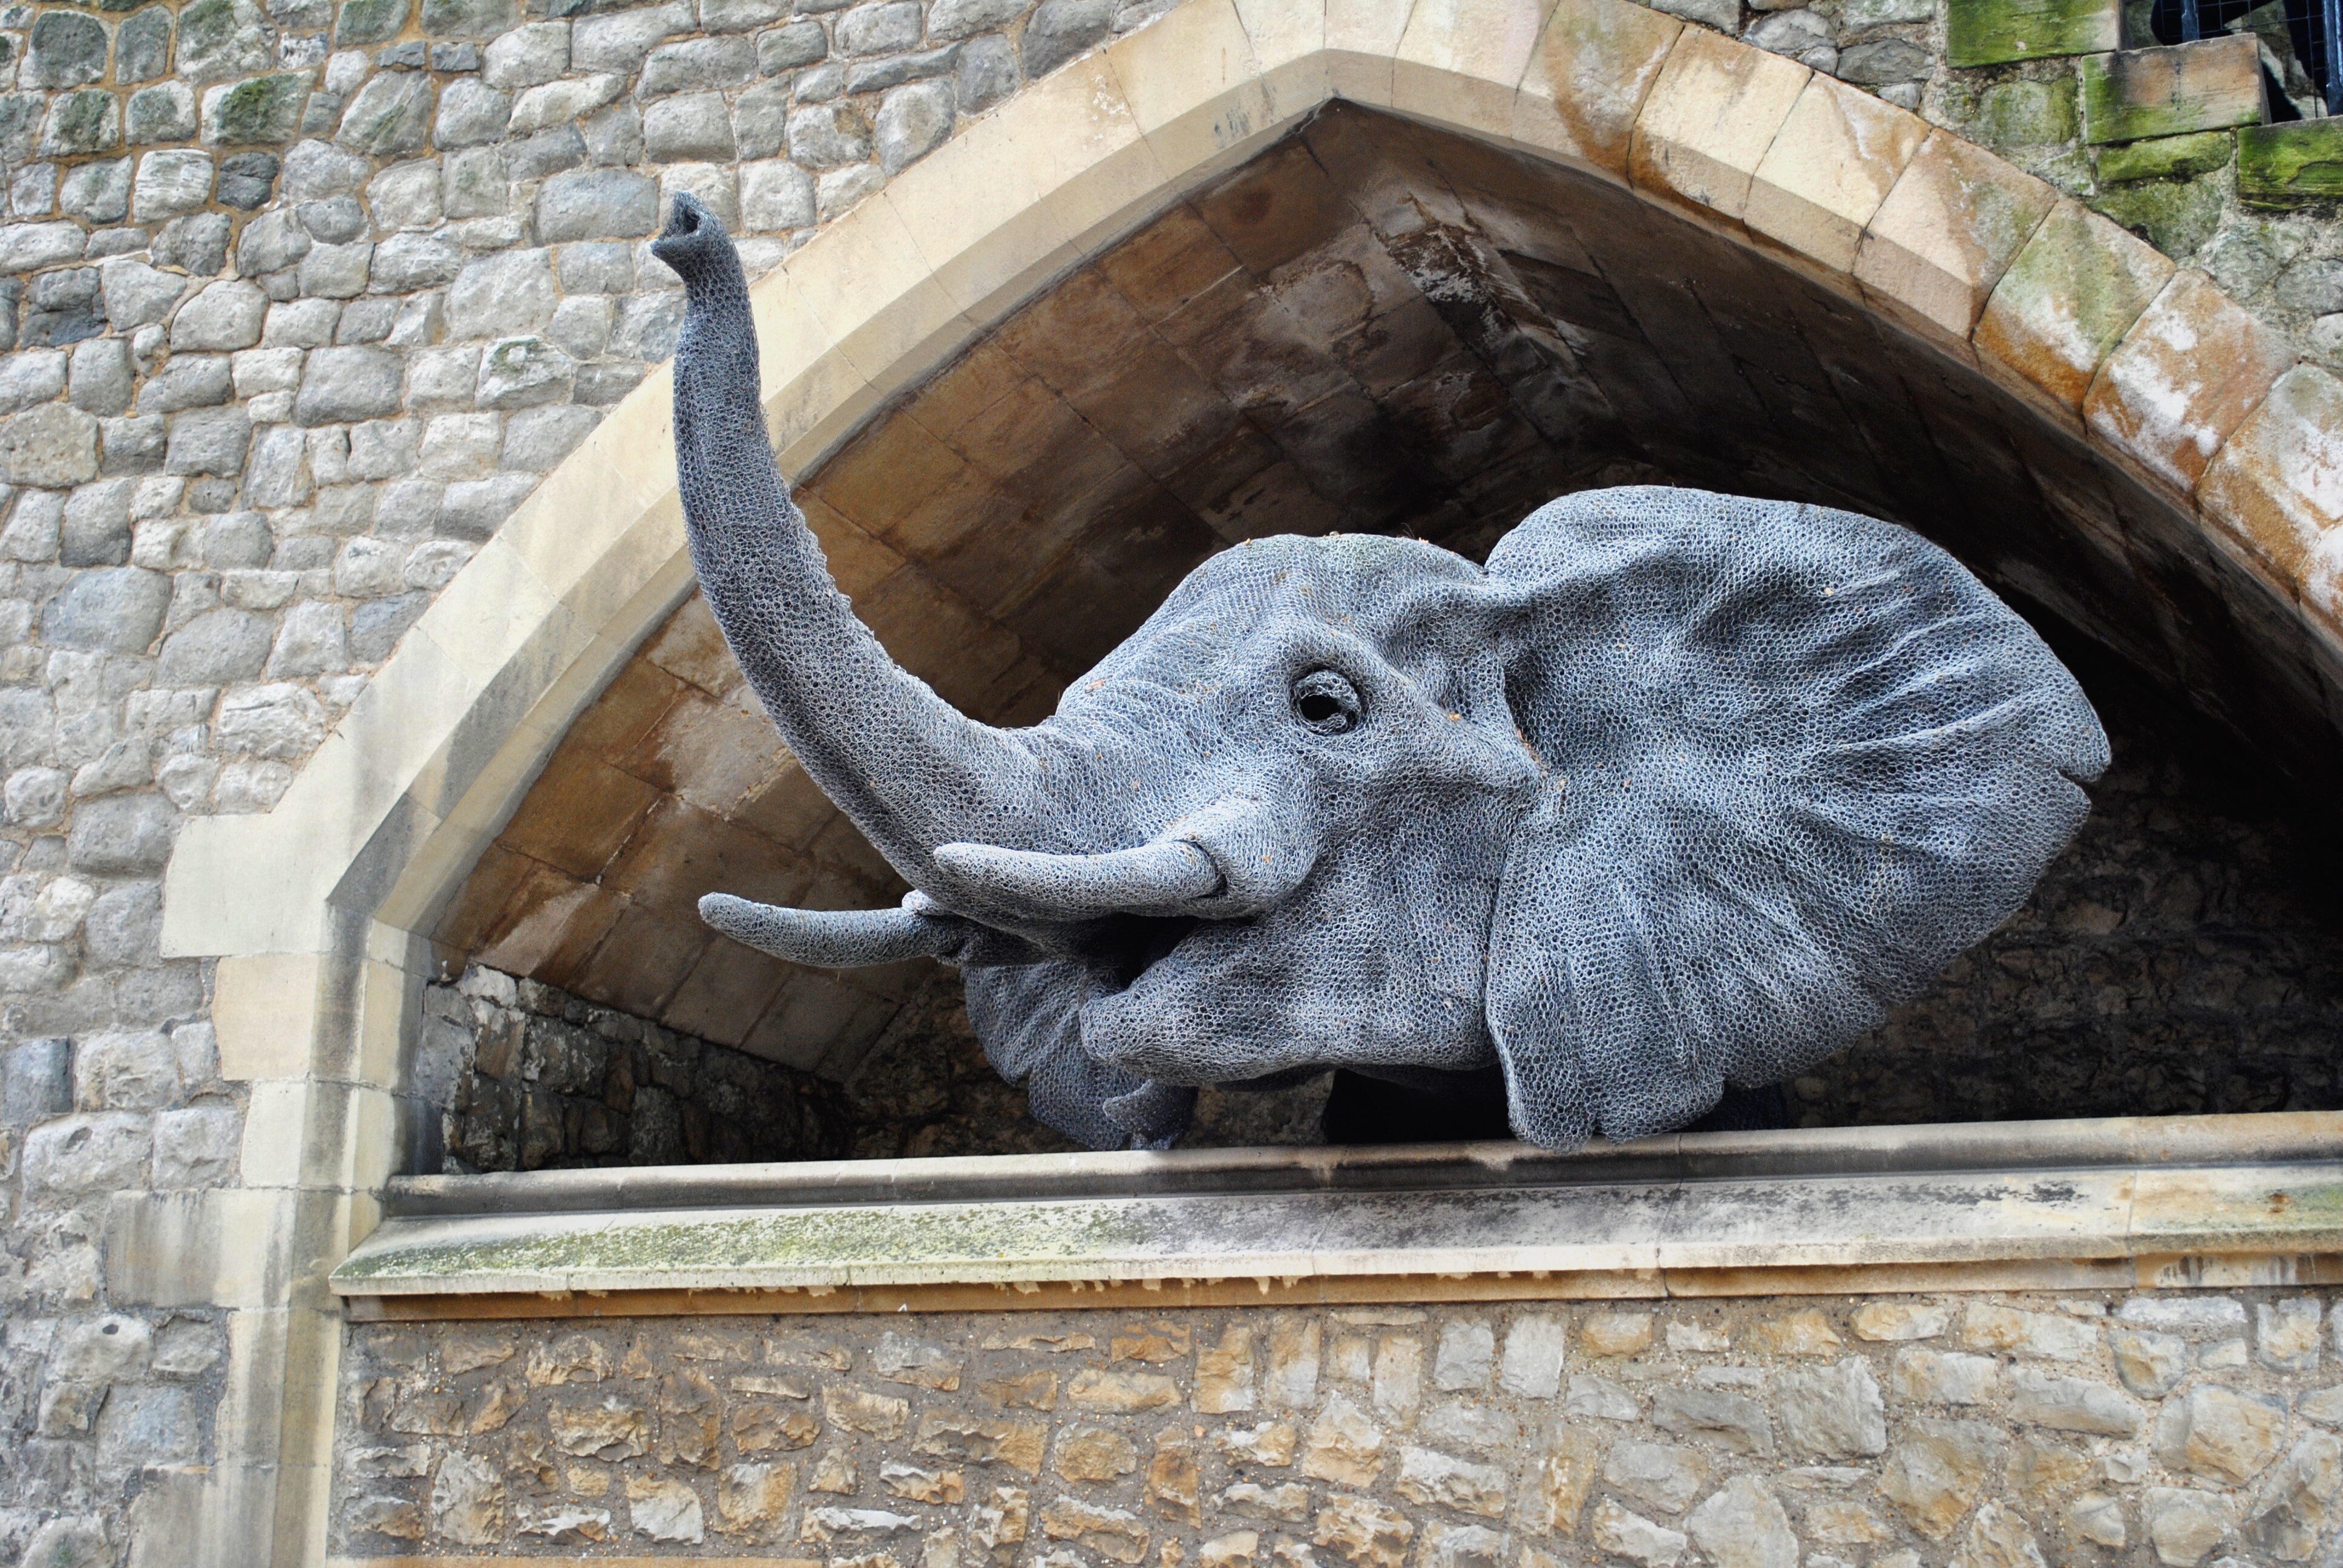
[1515,0,1682,177]
[1603,1440,1706,1514]
[1579,1311,1651,1357]
[3,1036,73,1125]
[2096,128,2233,181]
[2007,1368,2141,1436]
[2157,1383,2287,1483]
[2088,269,2293,492]
[1947,0,2119,66]
[1591,1498,1685,1567]
[2141,1488,2235,1567]
[2258,1297,2323,1371]
[2080,34,2263,145]
[2199,363,2343,585]
[2110,1328,2187,1395]
[2239,119,2343,204]
[1747,74,1927,272]
[1630,29,1810,226]
[25,11,110,90]
[1773,1357,1887,1457]
[1878,1417,1997,1540]
[1856,130,2059,344]
[1975,197,2173,414]
[170,280,266,352]
[202,73,307,146]
[337,73,435,157]
[23,1109,151,1195]
[0,402,100,485]
[1023,0,1113,77]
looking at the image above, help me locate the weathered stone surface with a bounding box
[1314,1492,1414,1568]
[1686,1477,1797,1568]
[2241,120,2343,205]
[1602,1441,1706,1515]
[2158,1384,2287,1484]
[1772,1357,1887,1456]
[1976,198,2173,411]
[2143,1488,2236,1567]
[1879,1417,1997,1539]
[1591,1498,1687,1568]
[2203,362,2343,592]
[2081,34,2261,147]
[2089,269,2295,494]
[1393,1446,1504,1518]
[338,73,435,156]
[1653,1383,1773,1453]
[1858,130,2059,342]
[1947,0,2119,65]
[1579,1312,1653,1358]
[0,403,100,486]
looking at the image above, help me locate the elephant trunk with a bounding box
[652,195,1052,886]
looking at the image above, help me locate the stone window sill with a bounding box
[330,1112,2343,1321]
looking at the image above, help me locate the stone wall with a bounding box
[427,958,1332,1168]
[330,1289,2343,1561]
[9,0,2343,1551]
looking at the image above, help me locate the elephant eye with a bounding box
[1292,669,1362,734]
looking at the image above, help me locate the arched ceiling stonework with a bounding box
[435,101,2339,1071]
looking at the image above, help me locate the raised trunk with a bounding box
[652,195,1050,886]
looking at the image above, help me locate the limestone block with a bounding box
[1948,0,2118,65]
[1313,1492,1415,1568]
[1746,74,1926,273]
[1392,1445,1507,1521]
[1856,130,2057,347]
[2240,119,2343,205]
[1591,1498,1686,1567]
[1579,1311,1651,1357]
[2142,1488,2236,1567]
[2157,1383,2287,1483]
[0,402,100,485]
[2086,269,2293,494]
[1878,1417,1997,1539]
[1529,1429,1599,1535]
[1567,1372,1640,1421]
[1055,1425,1138,1482]
[2006,1368,2141,1436]
[1426,1321,1490,1388]
[1654,1383,1773,1452]
[1748,1309,1842,1356]
[1302,1393,1386,1486]
[23,1110,151,1196]
[2201,363,2343,596]
[1492,1315,1565,1397]
[2110,1328,2187,1396]
[1037,1498,1149,1564]
[1772,1357,1887,1456]
[1975,198,2172,416]
[1391,0,1549,142]
[2090,35,2261,152]
[1197,1324,1257,1413]
[1603,1440,1706,1514]
[1686,1477,1798,1568]
[2260,1298,2324,1371]
[1629,30,1810,226]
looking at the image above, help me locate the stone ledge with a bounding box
[332,1111,2343,1316]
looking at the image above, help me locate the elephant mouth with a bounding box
[1101,913,1202,990]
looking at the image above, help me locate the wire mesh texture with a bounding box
[650,194,2111,1154]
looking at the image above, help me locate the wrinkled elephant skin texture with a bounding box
[651,196,2111,1152]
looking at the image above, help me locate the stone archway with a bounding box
[140,0,2343,1550]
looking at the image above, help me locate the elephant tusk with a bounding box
[931,838,1224,916]
[700,893,965,966]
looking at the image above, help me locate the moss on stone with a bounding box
[333,0,410,45]
[2096,129,2235,183]
[2087,165,2228,254]
[2080,39,2266,145]
[2239,120,2343,205]
[1978,77,2081,148]
[206,73,307,145]
[1949,0,2121,67]
[333,1200,1156,1287]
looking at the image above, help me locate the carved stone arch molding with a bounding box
[146,0,2343,1549]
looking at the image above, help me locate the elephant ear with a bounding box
[1483,486,2109,1149]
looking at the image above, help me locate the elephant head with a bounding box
[651,195,2111,1153]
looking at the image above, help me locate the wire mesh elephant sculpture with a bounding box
[649,194,2110,1153]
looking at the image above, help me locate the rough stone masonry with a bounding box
[331,1291,2343,1563]
[11,0,2343,1554]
